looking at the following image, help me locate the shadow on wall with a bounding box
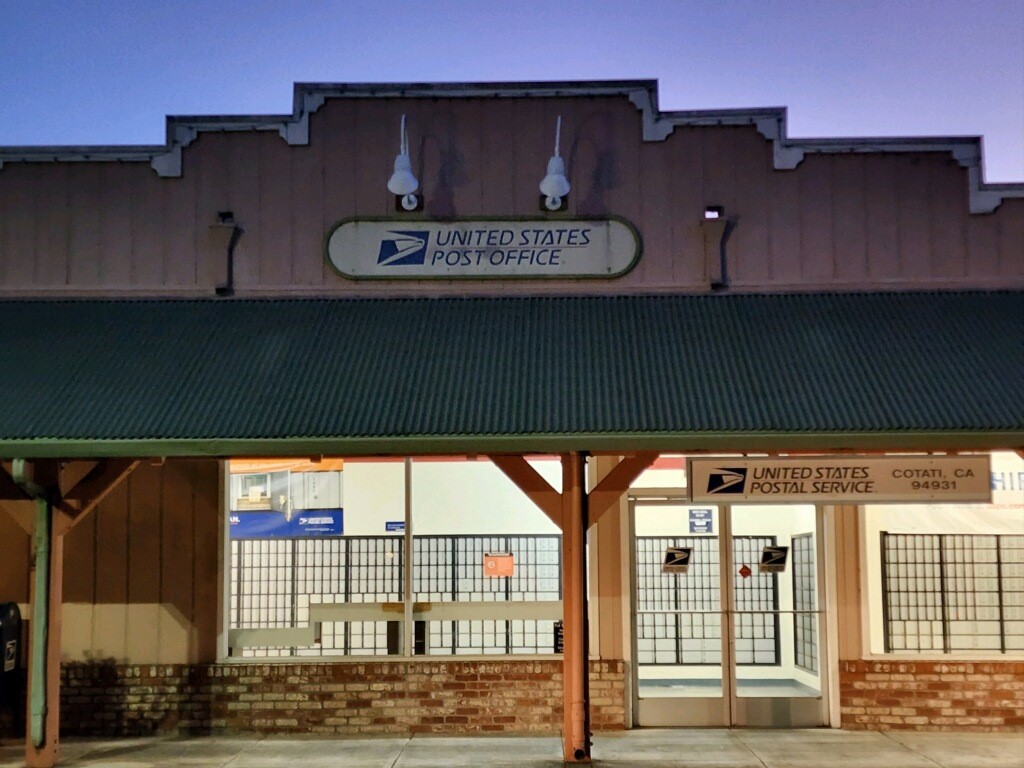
[61,659,214,737]
[0,669,26,740]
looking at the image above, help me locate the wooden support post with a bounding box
[489,451,657,759]
[10,458,137,768]
[561,452,591,763]
[25,497,63,768]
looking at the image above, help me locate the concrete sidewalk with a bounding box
[1,729,1022,767]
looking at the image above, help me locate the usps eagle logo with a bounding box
[706,467,748,494]
[376,231,429,266]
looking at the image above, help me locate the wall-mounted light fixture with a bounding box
[387,114,420,211]
[212,211,245,297]
[700,206,732,291]
[539,116,570,212]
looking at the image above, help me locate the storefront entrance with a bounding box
[631,497,829,726]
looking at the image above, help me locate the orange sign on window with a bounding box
[483,552,514,577]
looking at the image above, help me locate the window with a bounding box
[792,533,817,672]
[226,457,563,658]
[415,535,561,655]
[880,533,1024,653]
[864,451,1024,657]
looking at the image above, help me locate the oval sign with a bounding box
[326,218,640,279]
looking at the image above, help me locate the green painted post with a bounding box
[29,496,50,748]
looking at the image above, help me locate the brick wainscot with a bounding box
[54,660,626,737]
[841,661,1024,731]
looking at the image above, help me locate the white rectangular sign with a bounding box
[326,218,640,279]
[687,456,991,504]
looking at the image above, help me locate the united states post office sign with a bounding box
[326,218,640,279]
[687,456,992,504]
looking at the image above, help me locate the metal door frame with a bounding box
[629,496,831,727]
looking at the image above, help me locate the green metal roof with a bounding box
[0,292,1021,457]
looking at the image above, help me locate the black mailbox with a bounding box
[0,603,19,677]
[0,602,23,734]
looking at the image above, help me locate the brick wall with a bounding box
[53,659,625,737]
[841,660,1024,731]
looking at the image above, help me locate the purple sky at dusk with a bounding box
[1,0,1022,181]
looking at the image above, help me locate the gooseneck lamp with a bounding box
[539,115,570,211]
[387,114,419,211]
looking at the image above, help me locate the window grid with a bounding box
[414,535,562,655]
[881,533,1024,654]
[635,536,779,666]
[231,534,561,658]
[732,536,781,666]
[636,537,720,666]
[791,532,818,673]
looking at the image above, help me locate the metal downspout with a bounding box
[29,496,50,747]
[12,459,50,748]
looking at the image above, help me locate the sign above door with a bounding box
[687,455,991,504]
[326,217,640,279]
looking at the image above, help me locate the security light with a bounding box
[539,116,570,211]
[387,114,419,211]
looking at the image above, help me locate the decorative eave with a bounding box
[0,79,1020,214]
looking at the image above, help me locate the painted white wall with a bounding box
[341,461,407,536]
[632,465,687,490]
[342,458,561,536]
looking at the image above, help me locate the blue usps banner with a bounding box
[689,508,713,534]
[229,509,343,539]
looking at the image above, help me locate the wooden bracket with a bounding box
[0,464,32,501]
[58,461,99,498]
[488,454,563,529]
[55,459,139,531]
[0,466,40,534]
[588,452,659,526]
[0,500,35,535]
[0,459,139,535]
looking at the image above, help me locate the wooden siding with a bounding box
[0,95,1021,297]
[59,459,220,664]
[833,504,863,661]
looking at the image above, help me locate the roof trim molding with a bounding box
[1,430,1021,460]
[0,80,1019,213]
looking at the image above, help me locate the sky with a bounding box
[1,0,1022,182]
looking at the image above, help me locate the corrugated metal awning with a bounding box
[0,292,1021,457]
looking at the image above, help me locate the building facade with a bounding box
[0,81,1022,766]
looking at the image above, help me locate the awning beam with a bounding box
[487,454,562,528]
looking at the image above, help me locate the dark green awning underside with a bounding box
[0,292,1021,458]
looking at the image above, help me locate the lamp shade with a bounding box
[539,155,570,199]
[387,153,419,196]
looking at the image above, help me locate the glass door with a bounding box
[728,504,826,726]
[632,499,828,727]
